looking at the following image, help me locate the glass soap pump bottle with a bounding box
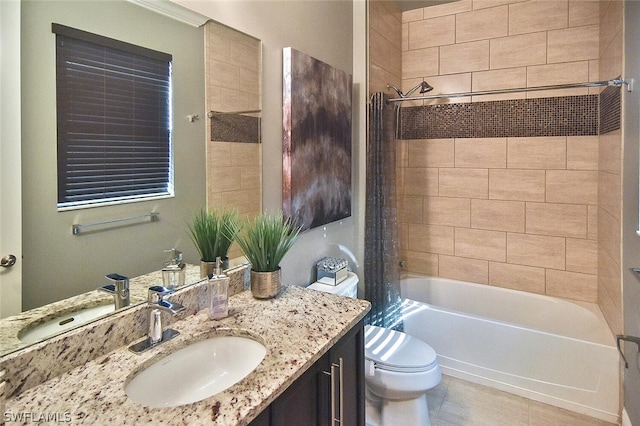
[209,256,230,320]
[162,248,186,290]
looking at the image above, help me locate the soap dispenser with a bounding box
[208,256,230,320]
[162,248,186,290]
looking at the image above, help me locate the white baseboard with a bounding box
[623,408,632,426]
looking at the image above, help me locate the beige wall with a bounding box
[598,0,624,335]
[396,0,607,304]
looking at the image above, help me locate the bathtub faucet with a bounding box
[616,334,640,368]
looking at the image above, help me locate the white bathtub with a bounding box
[399,275,620,423]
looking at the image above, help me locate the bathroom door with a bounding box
[0,0,23,318]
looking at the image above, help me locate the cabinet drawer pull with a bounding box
[324,359,343,426]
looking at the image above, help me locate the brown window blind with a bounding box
[53,24,173,209]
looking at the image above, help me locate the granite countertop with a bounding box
[0,265,204,356]
[4,285,370,425]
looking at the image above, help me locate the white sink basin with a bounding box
[125,335,267,408]
[19,304,115,344]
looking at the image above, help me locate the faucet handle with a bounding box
[148,285,173,304]
[106,273,129,283]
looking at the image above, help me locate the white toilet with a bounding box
[308,272,442,426]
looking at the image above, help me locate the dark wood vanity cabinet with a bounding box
[250,319,365,426]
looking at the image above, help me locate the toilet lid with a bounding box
[364,325,438,373]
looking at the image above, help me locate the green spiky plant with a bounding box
[232,211,301,272]
[187,208,239,262]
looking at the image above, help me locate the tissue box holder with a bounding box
[316,257,348,286]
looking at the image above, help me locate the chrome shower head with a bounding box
[405,81,434,96]
[387,81,434,98]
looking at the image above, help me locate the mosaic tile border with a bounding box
[211,114,261,143]
[399,90,620,139]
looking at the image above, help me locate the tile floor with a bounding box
[424,375,617,426]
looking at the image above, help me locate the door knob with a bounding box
[1,254,17,268]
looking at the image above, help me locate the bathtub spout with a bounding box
[616,334,640,368]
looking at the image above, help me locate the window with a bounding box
[53,24,173,209]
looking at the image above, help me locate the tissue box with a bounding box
[316,257,348,285]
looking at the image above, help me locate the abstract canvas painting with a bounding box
[282,47,352,231]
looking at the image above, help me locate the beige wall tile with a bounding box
[402,7,423,23]
[439,168,488,198]
[400,195,424,224]
[424,196,471,227]
[403,47,440,78]
[221,188,261,216]
[599,170,621,220]
[568,1,599,27]
[472,67,527,92]
[240,166,261,190]
[471,199,525,232]
[489,262,546,293]
[402,168,439,196]
[598,207,621,266]
[473,0,527,10]
[455,228,506,261]
[508,1,568,35]
[526,202,588,239]
[456,6,508,43]
[547,25,600,64]
[527,61,590,87]
[208,142,232,166]
[209,166,243,192]
[408,15,456,50]
[489,169,545,201]
[588,205,597,240]
[439,255,489,284]
[230,143,261,166]
[507,233,565,269]
[507,137,566,169]
[598,130,621,175]
[408,139,455,167]
[422,0,472,18]
[440,40,490,74]
[209,59,240,90]
[454,138,506,168]
[413,73,471,100]
[566,238,597,275]
[371,29,402,80]
[399,222,408,251]
[546,269,597,302]
[403,250,439,275]
[567,136,598,170]
[490,32,547,70]
[546,170,597,205]
[407,224,455,255]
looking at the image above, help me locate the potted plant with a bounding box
[187,208,239,277]
[233,211,301,299]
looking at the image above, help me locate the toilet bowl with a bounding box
[308,272,442,426]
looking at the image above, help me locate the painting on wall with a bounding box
[282,47,352,231]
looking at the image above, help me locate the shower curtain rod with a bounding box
[387,77,633,102]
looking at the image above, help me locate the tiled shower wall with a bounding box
[204,21,262,259]
[598,0,623,335]
[395,1,609,305]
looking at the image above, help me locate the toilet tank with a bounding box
[308,272,358,298]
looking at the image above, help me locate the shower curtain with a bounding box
[364,92,403,330]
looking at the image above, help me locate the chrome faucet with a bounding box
[98,273,130,309]
[130,285,185,354]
